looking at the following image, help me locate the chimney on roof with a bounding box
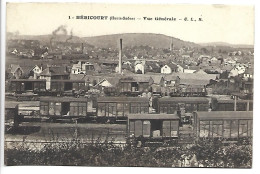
[118,38,122,74]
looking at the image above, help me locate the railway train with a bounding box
[8,78,208,98]
[5,98,253,144]
[6,95,253,125]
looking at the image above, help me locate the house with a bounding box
[243,68,253,80]
[177,73,218,87]
[176,64,186,73]
[203,66,222,74]
[183,66,200,73]
[145,61,161,73]
[71,61,97,74]
[229,65,246,77]
[119,75,153,94]
[161,62,178,74]
[71,63,82,74]
[164,75,180,87]
[40,66,69,89]
[20,65,42,79]
[134,60,145,74]
[8,64,24,79]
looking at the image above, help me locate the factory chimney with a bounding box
[82,43,84,54]
[118,38,122,74]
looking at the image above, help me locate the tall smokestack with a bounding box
[119,38,122,74]
[82,43,84,54]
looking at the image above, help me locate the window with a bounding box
[211,121,223,138]
[160,105,168,114]
[129,121,135,135]
[108,103,116,117]
[230,120,239,138]
[97,103,106,117]
[55,102,61,115]
[143,121,151,137]
[130,103,141,114]
[163,121,171,137]
[239,120,249,137]
[199,121,210,137]
[117,103,124,116]
[134,120,143,137]
[40,102,49,115]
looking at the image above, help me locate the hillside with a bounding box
[83,33,199,49]
[7,34,85,45]
[199,42,254,49]
[7,33,200,49]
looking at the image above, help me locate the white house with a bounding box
[95,79,113,87]
[134,60,145,74]
[229,65,246,77]
[71,63,82,74]
[161,63,178,74]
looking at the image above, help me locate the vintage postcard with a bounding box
[3,2,254,168]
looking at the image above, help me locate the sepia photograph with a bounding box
[2,1,255,169]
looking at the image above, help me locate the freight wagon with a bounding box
[9,79,46,94]
[155,97,209,125]
[127,114,180,145]
[5,102,21,130]
[211,98,253,111]
[156,97,209,114]
[193,111,253,140]
[96,97,150,123]
[39,97,95,122]
[48,79,88,97]
[9,79,88,97]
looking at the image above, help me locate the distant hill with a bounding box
[83,33,200,49]
[199,42,254,49]
[7,34,85,45]
[8,32,253,50]
[7,33,200,49]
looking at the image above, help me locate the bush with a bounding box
[5,139,252,167]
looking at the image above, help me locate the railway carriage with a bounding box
[193,111,253,140]
[8,79,88,97]
[156,97,210,114]
[9,79,46,94]
[39,97,95,122]
[49,79,87,96]
[96,97,150,123]
[211,98,253,111]
[127,114,180,145]
[5,102,20,130]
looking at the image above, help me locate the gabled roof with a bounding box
[95,77,120,87]
[20,65,37,75]
[9,64,23,74]
[162,62,178,70]
[152,75,164,84]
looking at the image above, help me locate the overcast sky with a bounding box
[6,3,254,45]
